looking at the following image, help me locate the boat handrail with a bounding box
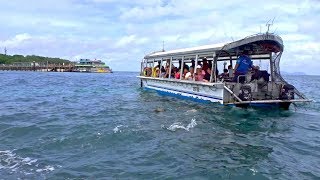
[237,75,247,83]
[224,85,243,102]
[137,76,224,87]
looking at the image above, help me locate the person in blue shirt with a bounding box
[233,50,254,82]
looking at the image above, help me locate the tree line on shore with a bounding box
[0,53,70,64]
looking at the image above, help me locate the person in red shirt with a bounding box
[202,58,209,71]
[174,68,180,79]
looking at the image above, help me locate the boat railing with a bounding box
[237,75,247,84]
[138,76,224,87]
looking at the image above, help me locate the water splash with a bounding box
[0,150,36,171]
[167,119,197,132]
[0,150,54,174]
[35,165,55,172]
[250,168,258,175]
[186,109,197,113]
[113,125,123,133]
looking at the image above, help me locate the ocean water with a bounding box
[0,71,319,179]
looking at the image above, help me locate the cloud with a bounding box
[0,33,32,48]
[0,0,319,74]
[115,35,137,47]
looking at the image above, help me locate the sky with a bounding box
[0,0,319,74]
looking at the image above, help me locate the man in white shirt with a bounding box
[185,66,194,80]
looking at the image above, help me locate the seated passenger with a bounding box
[164,65,170,78]
[203,67,212,82]
[155,67,160,77]
[170,67,175,78]
[250,66,270,82]
[228,65,233,77]
[151,65,159,77]
[195,65,204,81]
[174,68,181,79]
[219,69,229,79]
[202,58,209,71]
[185,66,194,80]
[181,65,189,79]
[160,66,166,78]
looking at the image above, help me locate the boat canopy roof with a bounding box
[144,33,283,59]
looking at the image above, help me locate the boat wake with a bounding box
[167,119,197,132]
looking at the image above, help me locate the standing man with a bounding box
[233,50,254,82]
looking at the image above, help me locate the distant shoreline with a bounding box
[281,71,307,76]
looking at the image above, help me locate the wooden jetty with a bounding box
[0,62,75,72]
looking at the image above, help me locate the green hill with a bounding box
[0,54,70,64]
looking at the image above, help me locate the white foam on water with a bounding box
[250,168,258,175]
[186,109,197,113]
[167,119,197,132]
[35,165,55,172]
[0,149,55,175]
[113,125,123,133]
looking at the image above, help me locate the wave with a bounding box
[167,119,197,132]
[0,149,55,175]
[113,125,123,133]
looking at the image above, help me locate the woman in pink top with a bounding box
[195,65,204,81]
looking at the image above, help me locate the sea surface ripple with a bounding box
[0,71,319,179]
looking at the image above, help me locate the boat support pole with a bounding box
[224,86,243,102]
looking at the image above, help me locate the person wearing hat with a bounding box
[195,65,204,81]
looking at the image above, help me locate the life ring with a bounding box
[144,67,152,77]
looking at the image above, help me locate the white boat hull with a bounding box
[140,77,224,104]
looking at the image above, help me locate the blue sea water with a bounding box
[0,71,319,179]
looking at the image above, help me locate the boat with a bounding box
[74,59,112,73]
[137,33,311,109]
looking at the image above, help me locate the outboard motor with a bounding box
[239,85,252,101]
[280,84,295,100]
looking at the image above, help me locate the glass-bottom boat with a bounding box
[138,33,310,109]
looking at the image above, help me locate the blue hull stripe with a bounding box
[145,87,216,103]
[145,84,223,101]
[144,84,285,108]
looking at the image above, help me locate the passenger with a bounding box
[250,66,270,82]
[233,50,254,82]
[219,69,229,79]
[182,65,189,79]
[202,58,209,71]
[185,66,194,80]
[160,66,166,78]
[164,65,170,78]
[228,65,233,77]
[174,68,181,79]
[152,65,159,77]
[195,65,204,81]
[155,67,160,77]
[203,67,212,82]
[170,67,175,78]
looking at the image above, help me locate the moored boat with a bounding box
[74,59,112,73]
[138,33,311,109]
